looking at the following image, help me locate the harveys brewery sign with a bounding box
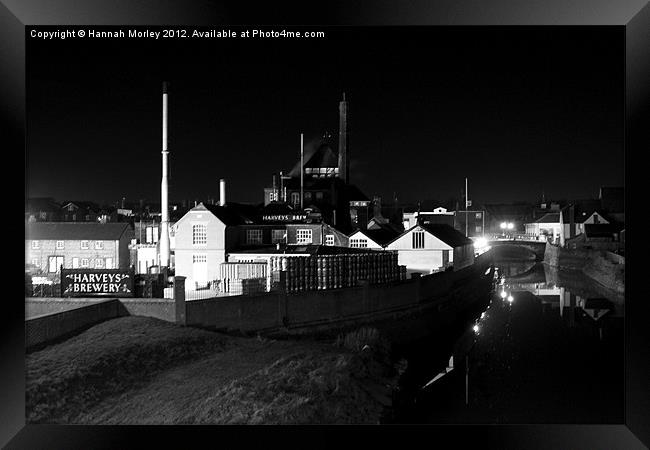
[262,214,308,222]
[61,269,134,297]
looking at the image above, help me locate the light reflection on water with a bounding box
[397,259,625,424]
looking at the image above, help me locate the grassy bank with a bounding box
[26,317,400,424]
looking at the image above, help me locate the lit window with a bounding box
[476,213,482,219]
[246,229,263,244]
[72,257,79,268]
[95,258,104,268]
[192,224,207,245]
[272,229,286,243]
[31,240,40,249]
[296,229,312,244]
[81,240,89,249]
[475,226,482,233]
[350,238,368,248]
[291,192,300,206]
[105,258,113,269]
[31,258,39,267]
[325,235,335,246]
[81,258,89,267]
[95,241,104,250]
[412,231,425,249]
[48,256,64,273]
[56,240,65,250]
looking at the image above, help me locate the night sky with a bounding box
[26,26,624,206]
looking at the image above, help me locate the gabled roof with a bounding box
[304,144,339,168]
[419,224,473,247]
[534,213,561,223]
[26,222,133,240]
[201,202,260,225]
[386,223,472,248]
[350,225,403,247]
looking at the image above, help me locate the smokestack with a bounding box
[220,179,226,206]
[159,81,171,268]
[338,92,348,184]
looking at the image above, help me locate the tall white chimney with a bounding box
[159,82,171,268]
[220,179,226,206]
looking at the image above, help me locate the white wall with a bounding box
[173,207,227,289]
[348,231,383,250]
[386,226,453,274]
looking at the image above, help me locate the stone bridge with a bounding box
[487,239,547,261]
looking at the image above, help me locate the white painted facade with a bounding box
[348,230,384,250]
[385,225,474,275]
[559,210,609,246]
[173,205,229,289]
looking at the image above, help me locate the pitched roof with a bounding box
[26,222,133,240]
[304,144,339,168]
[419,223,473,247]
[201,202,260,225]
[534,213,561,223]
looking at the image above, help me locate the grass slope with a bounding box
[27,318,400,424]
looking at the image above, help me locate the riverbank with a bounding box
[543,242,624,294]
[26,316,401,424]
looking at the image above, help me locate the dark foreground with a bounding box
[26,317,399,424]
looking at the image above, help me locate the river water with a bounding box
[391,258,624,424]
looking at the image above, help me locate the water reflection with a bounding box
[397,258,625,424]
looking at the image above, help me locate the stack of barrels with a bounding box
[269,251,403,293]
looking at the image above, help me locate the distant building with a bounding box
[25,222,134,275]
[25,197,62,222]
[385,223,474,275]
[558,202,610,246]
[262,95,371,234]
[525,213,562,244]
[348,223,403,250]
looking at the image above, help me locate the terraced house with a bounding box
[25,222,134,275]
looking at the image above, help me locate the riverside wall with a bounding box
[543,242,624,294]
[180,252,494,335]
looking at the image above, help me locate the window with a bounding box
[105,258,113,269]
[305,192,312,201]
[146,226,153,243]
[81,258,89,267]
[290,192,300,206]
[325,235,335,246]
[412,231,425,249]
[31,240,40,249]
[56,240,65,250]
[193,254,207,263]
[39,212,47,219]
[246,229,263,244]
[350,238,368,248]
[31,258,39,267]
[81,240,89,249]
[272,229,286,243]
[475,225,482,233]
[476,212,482,219]
[72,257,79,268]
[48,256,64,273]
[315,192,323,201]
[95,258,104,268]
[192,224,207,245]
[296,229,312,244]
[95,241,104,250]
